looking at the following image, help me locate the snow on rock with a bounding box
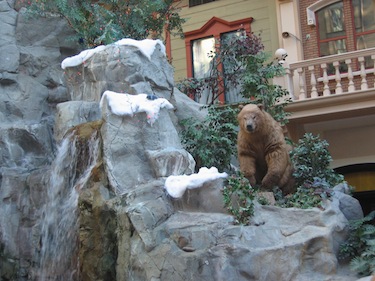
[164,167,228,199]
[99,90,173,125]
[61,38,165,69]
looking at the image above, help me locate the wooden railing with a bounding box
[285,47,375,100]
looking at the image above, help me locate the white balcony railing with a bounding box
[285,47,375,101]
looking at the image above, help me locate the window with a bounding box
[184,17,253,104]
[316,0,375,69]
[190,31,245,104]
[192,37,215,79]
[317,2,346,56]
[353,0,375,66]
[189,0,215,7]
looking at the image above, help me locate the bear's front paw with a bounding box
[261,175,279,190]
[245,175,256,187]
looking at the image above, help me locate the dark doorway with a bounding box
[335,163,375,216]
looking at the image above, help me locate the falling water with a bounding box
[39,129,100,281]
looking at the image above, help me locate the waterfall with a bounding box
[39,129,100,281]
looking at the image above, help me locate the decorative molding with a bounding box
[306,0,340,26]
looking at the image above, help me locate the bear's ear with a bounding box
[238,104,244,110]
[257,104,264,111]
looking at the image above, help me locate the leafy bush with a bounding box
[339,211,375,276]
[26,0,185,47]
[290,133,344,188]
[179,105,238,172]
[280,177,334,209]
[222,172,257,225]
[239,52,291,126]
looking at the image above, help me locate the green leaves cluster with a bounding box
[179,105,238,172]
[222,172,257,225]
[26,0,185,47]
[239,52,291,126]
[279,177,334,209]
[290,133,344,188]
[339,211,375,276]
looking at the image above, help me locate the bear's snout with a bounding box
[246,124,254,132]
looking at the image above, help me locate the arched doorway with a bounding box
[335,163,375,216]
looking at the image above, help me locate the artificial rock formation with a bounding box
[59,40,361,281]
[0,1,80,279]
[0,1,366,280]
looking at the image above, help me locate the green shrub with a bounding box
[180,105,238,172]
[279,177,334,209]
[339,210,375,276]
[290,133,344,187]
[222,172,257,225]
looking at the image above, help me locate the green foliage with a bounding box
[222,172,257,225]
[279,177,334,209]
[26,0,185,47]
[290,133,344,188]
[239,52,291,126]
[339,211,375,276]
[179,105,238,172]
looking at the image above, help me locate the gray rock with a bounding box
[0,123,54,169]
[0,44,19,72]
[333,183,364,221]
[64,43,174,102]
[54,101,101,142]
[146,148,195,178]
[101,103,179,195]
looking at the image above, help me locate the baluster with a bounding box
[372,54,375,89]
[297,68,306,100]
[345,59,355,92]
[285,66,295,100]
[308,65,318,98]
[321,63,331,96]
[358,56,368,90]
[333,61,342,94]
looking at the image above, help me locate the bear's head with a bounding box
[238,104,265,133]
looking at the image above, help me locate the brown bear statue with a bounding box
[237,103,295,194]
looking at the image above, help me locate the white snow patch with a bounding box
[164,167,228,199]
[61,38,165,69]
[99,90,173,125]
[114,38,165,60]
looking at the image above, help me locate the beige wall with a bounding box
[171,0,279,81]
[303,115,375,169]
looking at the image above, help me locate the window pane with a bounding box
[221,31,245,103]
[320,40,347,74]
[357,33,375,67]
[192,37,215,79]
[320,39,347,56]
[192,37,215,103]
[357,33,375,49]
[317,2,345,40]
[353,0,375,32]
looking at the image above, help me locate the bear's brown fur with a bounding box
[237,104,295,194]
